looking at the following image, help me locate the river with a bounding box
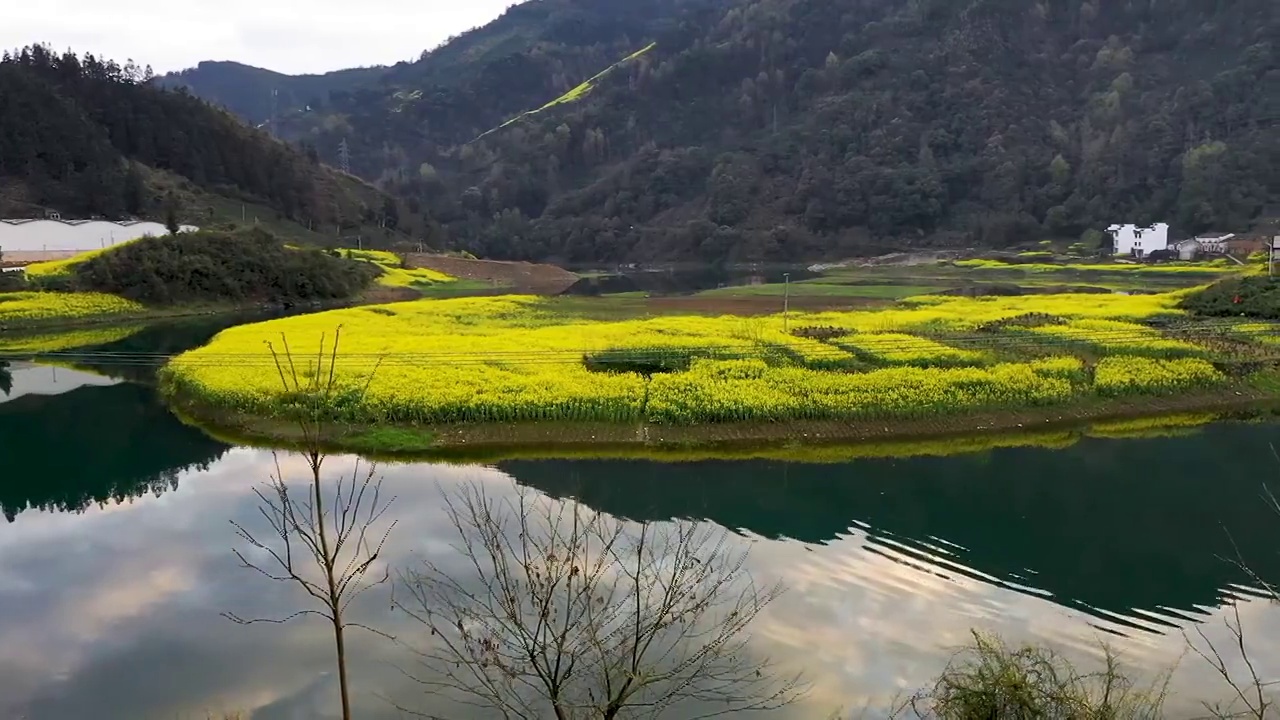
[1,321,1278,719]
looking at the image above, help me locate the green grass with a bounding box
[340,426,437,454]
[412,279,506,298]
[698,282,946,299]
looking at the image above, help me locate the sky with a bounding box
[3,0,514,76]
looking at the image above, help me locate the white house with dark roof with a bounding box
[1107,223,1169,258]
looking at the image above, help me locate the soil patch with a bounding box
[403,254,578,295]
[355,285,420,304]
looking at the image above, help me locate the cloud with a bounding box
[2,0,514,74]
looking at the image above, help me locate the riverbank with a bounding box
[167,385,1280,462]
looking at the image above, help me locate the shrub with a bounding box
[905,631,1169,719]
[1180,276,1280,319]
[68,228,379,305]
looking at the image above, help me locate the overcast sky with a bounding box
[4,0,514,75]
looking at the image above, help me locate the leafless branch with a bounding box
[394,482,807,719]
[1183,473,1280,720]
[227,328,394,720]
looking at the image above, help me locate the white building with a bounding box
[1107,223,1169,258]
[0,219,199,259]
[1174,238,1203,261]
[1195,232,1235,254]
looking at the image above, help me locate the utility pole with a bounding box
[782,272,791,333]
[269,88,278,139]
[338,138,351,175]
[1271,236,1280,279]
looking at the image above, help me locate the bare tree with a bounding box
[225,328,394,720]
[394,482,806,720]
[1185,484,1280,720]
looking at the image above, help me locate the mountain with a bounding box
[156,61,388,128]
[159,0,1280,263]
[0,46,405,244]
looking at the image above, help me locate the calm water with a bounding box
[561,265,822,296]
[2,329,1279,717]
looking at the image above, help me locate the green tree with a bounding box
[165,204,180,235]
[123,163,146,215]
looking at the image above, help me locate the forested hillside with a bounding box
[0,45,397,240]
[120,1,1280,262]
[156,61,387,128]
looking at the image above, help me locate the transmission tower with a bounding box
[269,88,278,138]
[338,138,351,174]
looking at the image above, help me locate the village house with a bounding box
[1173,232,1237,260]
[1195,232,1235,254]
[1107,223,1169,258]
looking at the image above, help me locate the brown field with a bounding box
[403,253,579,294]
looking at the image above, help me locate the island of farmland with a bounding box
[157,286,1280,455]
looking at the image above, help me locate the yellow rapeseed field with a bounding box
[23,244,128,279]
[954,258,1239,274]
[339,249,454,289]
[0,291,144,324]
[834,332,988,367]
[804,291,1187,332]
[1017,318,1204,357]
[0,323,147,352]
[1093,356,1224,397]
[162,291,1244,428]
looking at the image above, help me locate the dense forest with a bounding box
[0,45,394,237]
[157,60,388,128]
[170,0,1280,263]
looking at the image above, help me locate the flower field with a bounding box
[834,332,988,367]
[23,244,131,280]
[0,291,144,325]
[339,249,455,290]
[1093,356,1224,397]
[159,289,1263,434]
[0,323,146,353]
[954,258,1240,274]
[1015,318,1204,358]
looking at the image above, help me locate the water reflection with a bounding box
[0,374,228,520]
[0,362,118,403]
[502,424,1280,630]
[1,424,1279,716]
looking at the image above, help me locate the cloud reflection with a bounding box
[0,449,1275,718]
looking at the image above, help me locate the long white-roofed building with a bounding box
[0,218,198,262]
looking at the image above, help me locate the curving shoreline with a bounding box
[163,383,1280,462]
